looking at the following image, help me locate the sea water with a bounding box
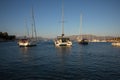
[0,41,120,80]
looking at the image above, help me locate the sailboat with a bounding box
[18,8,37,47]
[54,1,72,46]
[77,13,88,45]
[112,37,120,46]
[112,42,120,46]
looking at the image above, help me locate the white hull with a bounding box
[112,42,120,46]
[54,40,72,47]
[18,39,37,47]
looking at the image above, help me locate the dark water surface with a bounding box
[0,41,120,80]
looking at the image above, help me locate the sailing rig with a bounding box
[54,1,72,46]
[77,13,88,45]
[18,8,37,47]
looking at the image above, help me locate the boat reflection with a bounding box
[20,47,29,54]
[55,46,71,66]
[19,47,31,63]
[55,46,71,55]
[55,46,71,73]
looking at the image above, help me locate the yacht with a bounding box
[54,1,72,47]
[18,38,37,47]
[77,14,88,45]
[111,37,120,47]
[78,38,88,45]
[55,36,72,46]
[18,8,37,47]
[112,42,120,46]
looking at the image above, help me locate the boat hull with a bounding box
[18,39,37,47]
[78,39,88,45]
[18,42,36,47]
[55,42,72,46]
[19,43,36,47]
[54,41,72,47]
[112,42,120,46]
[79,41,88,45]
[54,36,72,47]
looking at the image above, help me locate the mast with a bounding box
[31,23,34,38]
[80,13,82,39]
[32,7,37,40]
[61,0,64,37]
[25,19,29,38]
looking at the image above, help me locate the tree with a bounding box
[0,32,3,38]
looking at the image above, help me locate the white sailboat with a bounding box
[77,13,88,45]
[54,1,72,47]
[18,38,37,47]
[18,8,37,47]
[112,42,120,46]
[112,37,120,46]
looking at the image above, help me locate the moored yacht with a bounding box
[112,40,120,46]
[111,37,120,47]
[112,42,120,46]
[77,13,88,45]
[54,1,72,47]
[18,8,37,47]
[55,35,72,46]
[78,38,88,45]
[18,38,37,47]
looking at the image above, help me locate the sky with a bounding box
[0,0,120,38]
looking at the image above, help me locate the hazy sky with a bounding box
[0,0,120,38]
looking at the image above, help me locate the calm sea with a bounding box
[0,41,120,80]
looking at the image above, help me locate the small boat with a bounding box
[18,8,37,47]
[54,1,72,47]
[18,38,36,47]
[78,39,88,45]
[77,13,88,45]
[111,37,120,47]
[54,36,72,46]
[112,42,120,46]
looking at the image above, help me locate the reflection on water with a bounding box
[1,42,120,80]
[55,46,71,55]
[55,46,71,64]
[55,46,71,61]
[19,47,31,63]
[55,46,72,75]
[20,47,29,54]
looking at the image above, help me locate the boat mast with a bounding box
[80,13,82,39]
[25,19,29,38]
[31,15,34,39]
[32,7,37,40]
[61,0,64,37]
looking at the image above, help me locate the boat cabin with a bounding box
[57,36,70,42]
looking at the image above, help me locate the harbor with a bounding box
[0,41,120,80]
[0,0,120,80]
